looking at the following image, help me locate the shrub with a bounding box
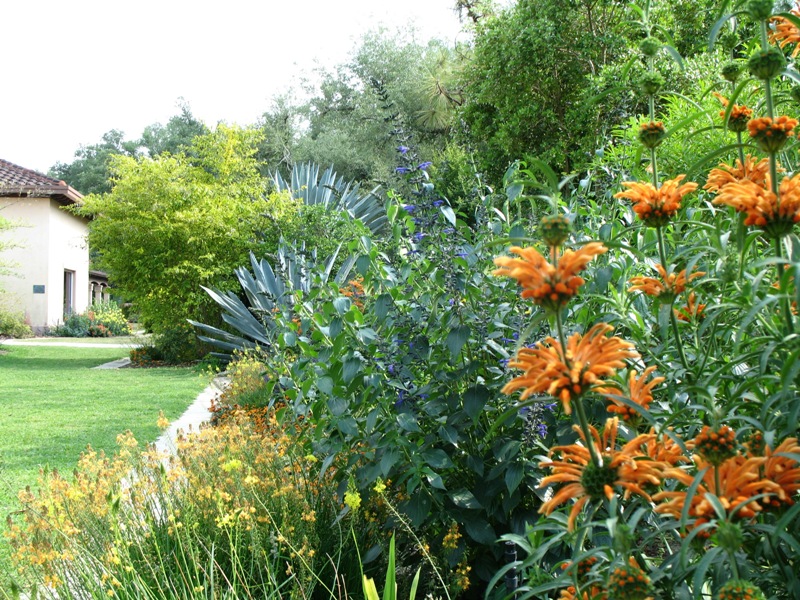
[0,309,33,338]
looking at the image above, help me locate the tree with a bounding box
[291,29,464,186]
[49,130,138,196]
[49,102,207,196]
[0,212,19,280]
[72,125,297,334]
[138,100,208,157]
[458,0,630,182]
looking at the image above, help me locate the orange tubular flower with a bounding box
[748,116,798,152]
[559,585,608,600]
[675,292,706,322]
[493,243,607,311]
[539,418,664,531]
[628,264,705,302]
[712,92,753,133]
[615,175,698,227]
[642,429,691,468]
[771,12,800,57]
[761,437,800,508]
[653,454,782,535]
[599,366,664,422]
[502,323,639,414]
[704,155,770,194]
[713,173,800,238]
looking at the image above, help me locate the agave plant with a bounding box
[189,241,356,356]
[273,162,387,234]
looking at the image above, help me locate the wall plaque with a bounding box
[33,285,45,294]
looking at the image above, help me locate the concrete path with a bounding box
[153,376,229,455]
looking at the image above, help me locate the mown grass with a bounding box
[0,344,211,586]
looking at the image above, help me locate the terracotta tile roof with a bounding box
[0,158,83,205]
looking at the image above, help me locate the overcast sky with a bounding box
[1,0,473,175]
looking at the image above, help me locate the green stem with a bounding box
[774,236,795,332]
[656,226,692,379]
[650,147,659,189]
[555,309,601,467]
[760,20,770,50]
[729,550,741,580]
[735,131,746,169]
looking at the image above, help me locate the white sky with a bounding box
[0,0,472,175]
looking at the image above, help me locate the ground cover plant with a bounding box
[0,344,211,587]
[51,302,132,338]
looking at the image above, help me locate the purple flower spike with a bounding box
[403,204,416,213]
[397,146,410,154]
[395,166,411,174]
[417,161,432,170]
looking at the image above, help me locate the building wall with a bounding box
[0,196,89,332]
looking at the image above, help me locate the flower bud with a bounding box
[638,121,666,149]
[747,47,786,80]
[638,72,665,96]
[712,520,743,554]
[639,37,661,57]
[721,61,742,83]
[717,580,766,600]
[539,215,572,247]
[746,0,774,20]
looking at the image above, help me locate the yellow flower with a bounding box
[373,479,387,494]
[493,243,607,311]
[615,175,698,227]
[344,490,361,512]
[502,323,638,414]
[156,411,170,429]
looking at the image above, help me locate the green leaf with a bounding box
[381,449,401,476]
[421,448,452,469]
[282,331,297,347]
[375,294,393,320]
[446,325,471,359]
[450,489,482,509]
[317,376,334,395]
[440,205,457,226]
[505,462,524,494]
[329,316,343,338]
[463,386,489,419]
[342,356,362,383]
[327,397,348,417]
[397,412,421,432]
[463,517,497,545]
[333,297,351,314]
[337,416,359,436]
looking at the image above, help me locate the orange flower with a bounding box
[559,585,608,600]
[674,292,706,322]
[713,173,800,238]
[771,12,800,57]
[653,454,782,535]
[712,92,753,132]
[599,366,664,422]
[642,429,691,467]
[628,264,704,301]
[748,116,798,152]
[502,323,638,414]
[539,418,664,531]
[761,437,800,508]
[615,175,698,227]
[493,243,607,311]
[704,155,770,194]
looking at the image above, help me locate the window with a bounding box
[64,270,75,317]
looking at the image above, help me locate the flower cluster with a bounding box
[493,243,607,311]
[628,264,705,302]
[615,175,698,227]
[502,324,638,414]
[713,174,800,238]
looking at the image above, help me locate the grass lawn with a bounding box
[0,344,212,585]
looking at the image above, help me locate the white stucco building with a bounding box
[0,159,97,333]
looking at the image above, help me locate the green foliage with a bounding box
[292,30,461,186]
[89,301,132,336]
[51,303,131,338]
[74,125,295,337]
[273,162,387,234]
[459,0,630,182]
[196,197,549,588]
[0,308,32,338]
[49,103,208,195]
